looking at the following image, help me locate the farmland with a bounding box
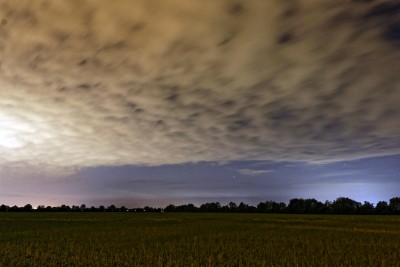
[0,213,399,266]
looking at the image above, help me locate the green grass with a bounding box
[0,213,399,266]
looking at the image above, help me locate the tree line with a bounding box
[1,197,400,214]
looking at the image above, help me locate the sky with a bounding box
[0,1,399,207]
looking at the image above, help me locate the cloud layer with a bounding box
[0,0,399,174]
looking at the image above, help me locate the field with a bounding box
[0,213,399,266]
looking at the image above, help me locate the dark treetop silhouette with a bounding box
[1,197,400,215]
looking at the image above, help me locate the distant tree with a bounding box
[287,198,307,214]
[228,202,237,212]
[36,205,46,212]
[143,206,151,212]
[0,204,10,212]
[237,202,256,213]
[173,204,197,212]
[199,202,221,212]
[305,199,324,213]
[71,205,81,212]
[88,206,97,212]
[220,204,230,213]
[22,204,33,212]
[359,201,375,214]
[389,197,400,214]
[164,204,176,212]
[257,201,284,213]
[331,197,361,214]
[375,201,389,214]
[9,205,20,212]
[119,206,128,212]
[323,201,333,214]
[275,202,287,213]
[2,196,400,214]
[60,205,71,212]
[106,205,116,212]
[185,203,197,212]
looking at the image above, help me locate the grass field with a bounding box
[0,213,399,266]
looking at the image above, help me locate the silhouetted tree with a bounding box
[287,198,304,213]
[257,201,286,213]
[359,201,375,214]
[71,205,80,212]
[22,204,33,212]
[172,204,196,212]
[236,202,256,213]
[375,201,389,214]
[36,205,46,212]
[143,206,151,212]
[60,205,71,212]
[0,204,9,212]
[331,197,361,214]
[164,204,176,212]
[89,206,98,212]
[106,205,116,212]
[220,204,230,212]
[307,199,325,213]
[228,202,237,212]
[119,206,128,212]
[323,201,332,214]
[185,203,197,212]
[389,197,400,214]
[199,202,221,212]
[9,205,19,212]
[2,196,400,214]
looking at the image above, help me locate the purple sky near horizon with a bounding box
[1,154,399,208]
[0,1,399,208]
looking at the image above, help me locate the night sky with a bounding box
[0,1,399,207]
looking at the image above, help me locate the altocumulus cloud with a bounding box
[0,0,399,176]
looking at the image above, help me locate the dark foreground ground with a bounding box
[0,213,399,266]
